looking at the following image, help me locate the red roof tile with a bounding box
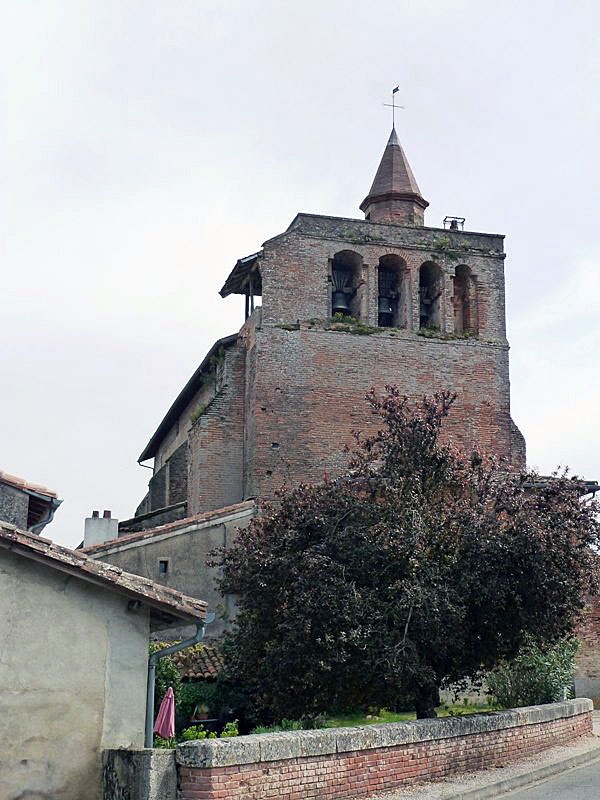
[169,643,225,680]
[82,500,256,555]
[0,523,207,627]
[0,470,58,499]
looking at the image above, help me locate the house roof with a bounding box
[0,523,207,628]
[139,333,238,462]
[0,470,58,499]
[219,251,263,298]
[82,500,257,556]
[168,643,224,680]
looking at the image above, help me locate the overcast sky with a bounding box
[2,0,599,549]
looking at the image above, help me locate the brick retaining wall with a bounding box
[176,700,593,800]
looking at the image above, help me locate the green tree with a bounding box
[218,389,599,720]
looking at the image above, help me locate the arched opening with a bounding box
[453,265,478,334]
[331,250,363,319]
[377,254,409,328]
[419,262,443,329]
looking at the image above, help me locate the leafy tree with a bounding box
[218,389,599,720]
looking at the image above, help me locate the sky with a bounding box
[2,0,599,549]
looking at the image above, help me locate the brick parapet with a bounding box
[177,700,592,800]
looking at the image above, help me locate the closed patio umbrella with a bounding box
[153,686,175,739]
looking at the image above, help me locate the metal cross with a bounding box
[383,85,405,128]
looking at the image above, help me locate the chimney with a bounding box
[84,509,119,547]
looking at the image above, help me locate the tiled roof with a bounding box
[0,523,207,627]
[169,643,225,680]
[138,334,238,462]
[360,127,427,211]
[0,470,58,499]
[82,500,257,555]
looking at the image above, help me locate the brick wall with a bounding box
[177,700,592,800]
[188,344,246,515]
[576,596,600,704]
[246,324,519,500]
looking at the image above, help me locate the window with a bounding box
[158,559,169,576]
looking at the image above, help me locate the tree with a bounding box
[218,389,600,720]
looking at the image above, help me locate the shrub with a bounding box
[486,636,579,708]
[180,724,217,741]
[153,735,176,749]
[149,642,182,711]
[178,681,219,723]
[221,719,239,737]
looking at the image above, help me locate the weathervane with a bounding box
[383,85,405,128]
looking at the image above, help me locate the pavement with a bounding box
[368,711,600,800]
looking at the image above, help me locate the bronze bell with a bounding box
[332,291,350,315]
[378,295,394,326]
[378,296,393,315]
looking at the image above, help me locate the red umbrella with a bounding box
[153,686,175,739]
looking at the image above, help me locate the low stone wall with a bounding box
[176,700,593,800]
[102,749,176,800]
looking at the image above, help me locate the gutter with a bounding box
[29,497,63,536]
[145,612,215,747]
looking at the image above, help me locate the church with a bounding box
[84,126,527,636]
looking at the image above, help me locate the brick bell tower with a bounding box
[213,126,526,508]
[134,125,526,523]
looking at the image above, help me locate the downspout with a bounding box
[145,612,215,747]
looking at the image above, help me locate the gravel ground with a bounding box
[367,713,600,800]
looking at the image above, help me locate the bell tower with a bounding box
[359,127,429,226]
[134,124,526,524]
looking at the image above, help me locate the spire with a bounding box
[360,127,428,226]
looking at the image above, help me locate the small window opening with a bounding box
[419,262,443,329]
[159,560,169,576]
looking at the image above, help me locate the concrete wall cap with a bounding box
[175,700,593,768]
[177,737,261,768]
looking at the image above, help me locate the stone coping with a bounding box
[176,699,593,769]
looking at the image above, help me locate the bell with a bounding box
[332,290,350,315]
[378,296,393,315]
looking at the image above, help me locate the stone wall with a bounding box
[176,700,592,800]
[0,483,29,528]
[120,502,188,535]
[87,501,256,639]
[0,549,150,800]
[102,750,176,800]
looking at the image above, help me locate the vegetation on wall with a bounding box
[216,388,600,722]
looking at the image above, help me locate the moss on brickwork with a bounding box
[418,327,479,341]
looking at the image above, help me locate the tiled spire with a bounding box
[360,127,428,226]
